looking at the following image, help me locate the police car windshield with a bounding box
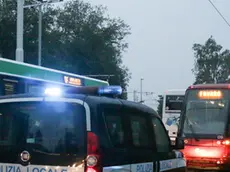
[0,101,86,154]
[183,90,229,136]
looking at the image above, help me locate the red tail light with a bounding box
[87,132,99,154]
[86,132,101,172]
[216,140,230,146]
[86,168,98,172]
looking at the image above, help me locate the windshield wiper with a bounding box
[185,116,199,141]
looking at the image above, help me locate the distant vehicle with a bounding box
[0,57,108,96]
[0,85,186,172]
[178,84,230,171]
[162,89,185,144]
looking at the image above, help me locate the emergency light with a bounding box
[98,86,122,95]
[43,85,122,97]
[44,87,62,96]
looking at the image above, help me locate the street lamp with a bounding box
[25,0,63,66]
[38,3,42,66]
[16,0,24,62]
[37,0,63,66]
[16,0,63,64]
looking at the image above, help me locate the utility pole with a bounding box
[140,78,144,103]
[16,0,24,62]
[38,4,42,66]
[122,90,156,103]
[137,91,155,103]
[133,90,137,102]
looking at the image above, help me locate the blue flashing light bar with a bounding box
[98,86,122,96]
[44,87,62,96]
[43,86,122,97]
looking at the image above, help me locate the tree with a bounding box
[157,95,163,118]
[192,36,230,84]
[0,0,131,99]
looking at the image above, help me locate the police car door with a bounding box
[151,117,186,172]
[101,104,131,172]
[125,109,157,172]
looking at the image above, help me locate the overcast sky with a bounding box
[85,0,230,109]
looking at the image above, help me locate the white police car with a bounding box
[0,86,186,172]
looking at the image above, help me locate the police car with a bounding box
[0,86,186,172]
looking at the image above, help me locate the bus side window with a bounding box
[152,117,170,152]
[2,79,18,95]
[26,82,44,94]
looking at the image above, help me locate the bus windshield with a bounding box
[183,90,229,136]
[0,101,86,155]
[165,95,184,112]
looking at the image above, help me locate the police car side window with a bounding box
[105,115,125,147]
[130,115,152,147]
[152,117,170,152]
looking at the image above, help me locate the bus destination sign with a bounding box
[63,76,82,86]
[198,90,222,99]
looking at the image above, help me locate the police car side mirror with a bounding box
[172,137,184,150]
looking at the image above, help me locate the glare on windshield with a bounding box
[183,90,229,135]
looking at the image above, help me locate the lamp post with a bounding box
[38,4,42,66]
[16,0,24,62]
[16,0,63,64]
[24,1,43,65]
